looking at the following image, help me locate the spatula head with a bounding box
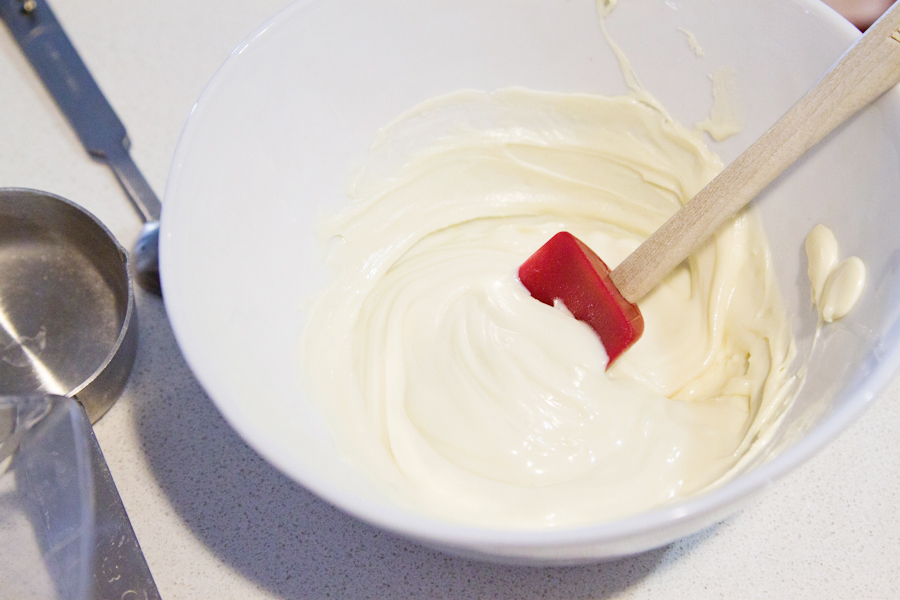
[518,232,644,366]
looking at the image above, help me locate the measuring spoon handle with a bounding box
[0,0,161,222]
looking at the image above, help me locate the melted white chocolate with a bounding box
[695,67,743,142]
[805,224,866,322]
[678,28,706,57]
[301,89,797,529]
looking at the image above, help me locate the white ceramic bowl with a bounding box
[161,0,900,564]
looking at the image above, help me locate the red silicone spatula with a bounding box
[520,3,900,366]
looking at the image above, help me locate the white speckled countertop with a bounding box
[1,1,898,598]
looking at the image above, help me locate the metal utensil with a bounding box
[0,188,161,599]
[0,0,162,295]
[0,189,136,420]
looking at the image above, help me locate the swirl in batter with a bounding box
[301,88,796,528]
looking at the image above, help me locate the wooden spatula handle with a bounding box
[610,2,900,304]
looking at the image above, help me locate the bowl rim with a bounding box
[161,0,898,552]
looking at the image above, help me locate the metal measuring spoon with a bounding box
[0,0,162,295]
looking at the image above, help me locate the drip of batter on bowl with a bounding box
[805,224,866,322]
[679,27,706,57]
[695,67,743,141]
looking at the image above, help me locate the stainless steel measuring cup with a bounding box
[0,188,160,599]
[0,188,136,422]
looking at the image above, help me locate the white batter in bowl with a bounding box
[161,0,900,562]
[301,88,796,529]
